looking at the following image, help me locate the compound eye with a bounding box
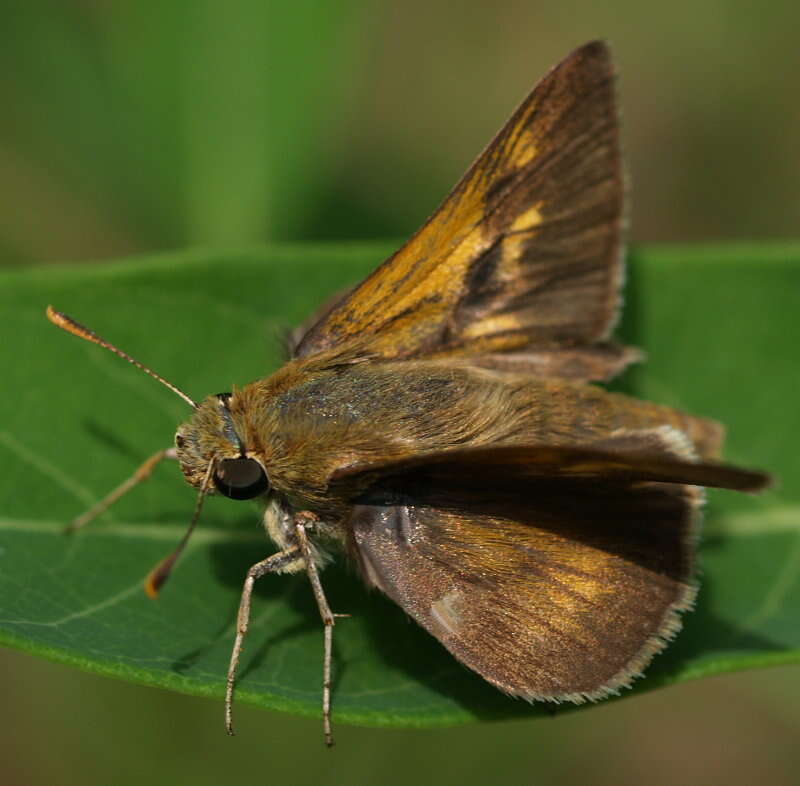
[213,457,269,500]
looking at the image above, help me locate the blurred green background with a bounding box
[2,1,799,784]
[1,0,799,267]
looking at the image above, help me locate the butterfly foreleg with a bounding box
[65,447,178,534]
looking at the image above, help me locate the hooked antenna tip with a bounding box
[144,561,170,599]
[45,304,198,409]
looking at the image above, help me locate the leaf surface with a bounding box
[1,243,798,726]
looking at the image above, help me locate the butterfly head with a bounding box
[175,392,271,500]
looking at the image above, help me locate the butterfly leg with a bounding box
[65,447,178,534]
[294,512,347,748]
[225,545,303,736]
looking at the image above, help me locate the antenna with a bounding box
[46,305,197,409]
[144,459,215,598]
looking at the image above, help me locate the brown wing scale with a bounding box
[295,41,628,381]
[343,426,767,700]
[331,430,770,495]
[350,478,700,701]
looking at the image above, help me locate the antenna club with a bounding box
[45,305,198,409]
[141,458,216,598]
[46,305,94,341]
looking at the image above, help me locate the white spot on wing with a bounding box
[430,590,462,637]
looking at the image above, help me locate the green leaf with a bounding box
[1,243,798,727]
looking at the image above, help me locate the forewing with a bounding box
[332,439,771,495]
[350,478,700,701]
[295,41,626,378]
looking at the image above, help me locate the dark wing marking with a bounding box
[294,41,628,381]
[349,478,700,701]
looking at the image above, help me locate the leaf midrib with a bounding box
[0,517,263,543]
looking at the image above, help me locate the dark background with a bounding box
[2,2,799,784]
